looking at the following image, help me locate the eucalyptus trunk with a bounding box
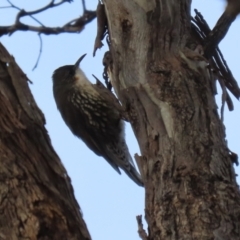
[103,1,240,239]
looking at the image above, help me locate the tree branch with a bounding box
[204,0,240,57]
[7,0,72,17]
[82,0,86,12]
[32,34,43,71]
[191,9,240,113]
[0,1,96,36]
[136,215,148,240]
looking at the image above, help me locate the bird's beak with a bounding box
[75,53,87,68]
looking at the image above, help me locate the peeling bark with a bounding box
[93,1,108,57]
[0,43,91,239]
[103,0,240,239]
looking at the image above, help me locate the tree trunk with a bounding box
[103,0,240,239]
[0,43,91,239]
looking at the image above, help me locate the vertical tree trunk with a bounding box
[0,43,91,239]
[103,0,240,239]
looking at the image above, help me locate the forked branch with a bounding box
[0,0,96,36]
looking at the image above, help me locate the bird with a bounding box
[52,54,143,187]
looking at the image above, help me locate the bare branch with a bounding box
[0,1,96,36]
[32,34,43,71]
[191,10,240,114]
[0,6,12,9]
[7,0,71,17]
[204,0,240,57]
[0,11,96,36]
[136,215,148,240]
[82,0,86,12]
[6,0,45,27]
[0,1,96,69]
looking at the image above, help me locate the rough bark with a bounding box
[103,0,240,239]
[0,43,91,239]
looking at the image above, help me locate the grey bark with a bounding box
[103,0,240,239]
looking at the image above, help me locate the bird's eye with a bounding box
[69,68,75,77]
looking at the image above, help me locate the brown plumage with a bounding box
[52,54,143,186]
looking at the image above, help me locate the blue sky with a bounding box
[1,1,239,239]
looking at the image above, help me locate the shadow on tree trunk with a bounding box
[0,43,91,240]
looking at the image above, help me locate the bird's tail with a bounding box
[105,141,144,187]
[122,164,144,187]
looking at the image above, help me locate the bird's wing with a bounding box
[92,75,123,114]
[77,126,122,174]
[62,95,122,174]
[104,140,143,186]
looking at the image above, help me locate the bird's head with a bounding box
[52,53,87,87]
